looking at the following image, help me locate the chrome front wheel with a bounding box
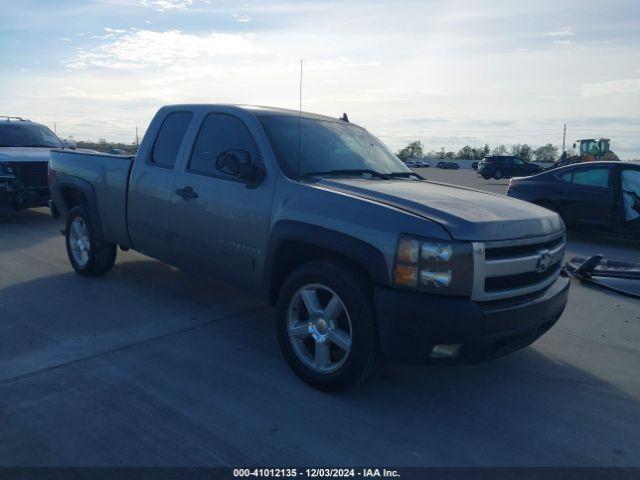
[287,283,352,374]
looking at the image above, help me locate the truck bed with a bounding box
[49,149,135,247]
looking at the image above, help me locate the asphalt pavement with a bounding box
[1,170,639,467]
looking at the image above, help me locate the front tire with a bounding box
[493,169,502,180]
[65,205,117,277]
[276,261,380,391]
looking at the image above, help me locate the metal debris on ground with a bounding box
[562,255,640,299]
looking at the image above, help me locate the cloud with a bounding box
[581,78,640,97]
[67,28,265,70]
[306,57,381,71]
[545,26,574,37]
[232,14,251,23]
[553,39,574,45]
[140,0,193,11]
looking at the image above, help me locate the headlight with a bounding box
[393,235,473,295]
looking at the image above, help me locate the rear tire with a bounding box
[276,261,380,391]
[493,169,502,180]
[65,205,117,277]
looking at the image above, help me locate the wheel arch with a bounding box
[57,178,105,239]
[264,221,389,305]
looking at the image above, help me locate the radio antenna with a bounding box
[296,59,303,181]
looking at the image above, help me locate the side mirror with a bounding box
[64,140,77,150]
[216,149,265,186]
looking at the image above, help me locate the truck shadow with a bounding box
[0,207,53,225]
[0,207,59,253]
[1,258,639,465]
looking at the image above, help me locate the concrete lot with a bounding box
[1,170,639,466]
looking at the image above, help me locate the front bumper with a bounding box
[374,275,569,364]
[0,184,49,210]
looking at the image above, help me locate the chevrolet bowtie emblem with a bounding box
[536,249,553,273]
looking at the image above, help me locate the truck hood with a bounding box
[0,147,53,163]
[313,178,563,241]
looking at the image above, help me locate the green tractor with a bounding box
[563,138,620,164]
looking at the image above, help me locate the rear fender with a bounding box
[55,177,104,239]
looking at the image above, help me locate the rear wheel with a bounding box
[65,205,117,277]
[276,261,380,391]
[493,169,502,180]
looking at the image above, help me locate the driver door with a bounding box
[169,112,274,292]
[559,166,615,231]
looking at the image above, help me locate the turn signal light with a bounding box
[394,264,418,287]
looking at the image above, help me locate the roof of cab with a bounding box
[0,116,47,128]
[162,104,350,123]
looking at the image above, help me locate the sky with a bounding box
[1,0,639,158]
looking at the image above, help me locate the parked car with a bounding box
[507,161,640,239]
[477,155,542,180]
[0,116,66,210]
[436,161,459,169]
[406,160,429,168]
[107,148,127,155]
[49,104,569,391]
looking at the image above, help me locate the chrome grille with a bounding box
[471,232,565,301]
[16,162,49,187]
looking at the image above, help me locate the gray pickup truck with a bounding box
[49,104,569,390]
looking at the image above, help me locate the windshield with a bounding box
[0,123,62,148]
[260,115,410,178]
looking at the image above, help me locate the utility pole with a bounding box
[54,122,57,134]
[562,123,566,152]
[135,126,139,148]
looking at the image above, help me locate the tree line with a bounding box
[67,137,138,154]
[396,140,565,162]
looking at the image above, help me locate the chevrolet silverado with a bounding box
[49,104,569,390]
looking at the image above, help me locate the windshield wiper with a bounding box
[303,169,391,180]
[22,144,58,148]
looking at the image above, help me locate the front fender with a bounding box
[263,220,390,300]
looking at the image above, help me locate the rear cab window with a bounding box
[151,111,193,169]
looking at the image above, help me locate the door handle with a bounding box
[176,186,198,200]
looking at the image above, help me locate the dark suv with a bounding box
[478,156,542,180]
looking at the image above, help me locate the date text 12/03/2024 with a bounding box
[233,468,401,478]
